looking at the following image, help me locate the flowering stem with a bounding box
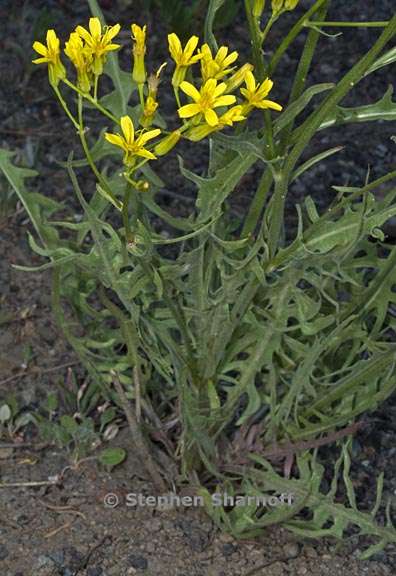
[52,84,79,130]
[138,83,145,109]
[93,75,99,102]
[77,94,119,206]
[306,21,389,28]
[261,16,275,45]
[241,167,273,238]
[173,86,182,109]
[63,78,119,125]
[279,0,328,151]
[122,184,133,244]
[244,0,275,159]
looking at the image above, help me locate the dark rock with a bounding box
[87,568,103,576]
[0,544,9,561]
[127,555,148,570]
[222,543,238,557]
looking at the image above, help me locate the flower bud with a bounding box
[253,0,266,18]
[185,125,214,142]
[131,24,147,85]
[154,130,181,156]
[225,63,254,93]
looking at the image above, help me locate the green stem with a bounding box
[261,16,275,45]
[63,78,119,124]
[244,0,275,158]
[268,0,328,75]
[138,83,145,109]
[241,167,273,238]
[52,84,79,130]
[267,14,396,257]
[306,20,390,28]
[122,184,133,243]
[77,95,119,205]
[279,0,328,149]
[173,86,181,109]
[93,74,99,101]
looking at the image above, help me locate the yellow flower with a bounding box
[168,33,203,87]
[185,105,246,141]
[76,17,121,76]
[285,0,299,9]
[32,29,66,85]
[105,116,161,165]
[200,43,238,82]
[178,79,236,127]
[64,32,92,92]
[131,24,147,84]
[240,71,282,112]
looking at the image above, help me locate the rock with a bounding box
[222,543,238,557]
[0,544,9,560]
[283,542,300,559]
[87,567,103,576]
[127,555,148,570]
[304,546,318,558]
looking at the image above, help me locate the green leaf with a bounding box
[60,415,79,434]
[0,150,42,242]
[204,0,225,52]
[99,447,127,468]
[179,152,257,223]
[291,146,344,182]
[0,404,11,423]
[313,85,396,133]
[365,46,396,77]
[274,83,334,136]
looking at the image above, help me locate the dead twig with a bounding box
[0,361,78,387]
[0,478,60,488]
[44,520,75,539]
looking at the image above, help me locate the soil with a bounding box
[1,1,396,575]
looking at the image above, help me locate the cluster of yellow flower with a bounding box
[32,18,283,172]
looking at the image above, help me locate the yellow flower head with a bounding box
[200,43,238,82]
[76,17,121,76]
[178,79,236,127]
[131,24,147,84]
[64,32,93,92]
[168,33,203,87]
[32,29,66,85]
[105,116,161,165]
[240,71,282,112]
[185,105,246,141]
